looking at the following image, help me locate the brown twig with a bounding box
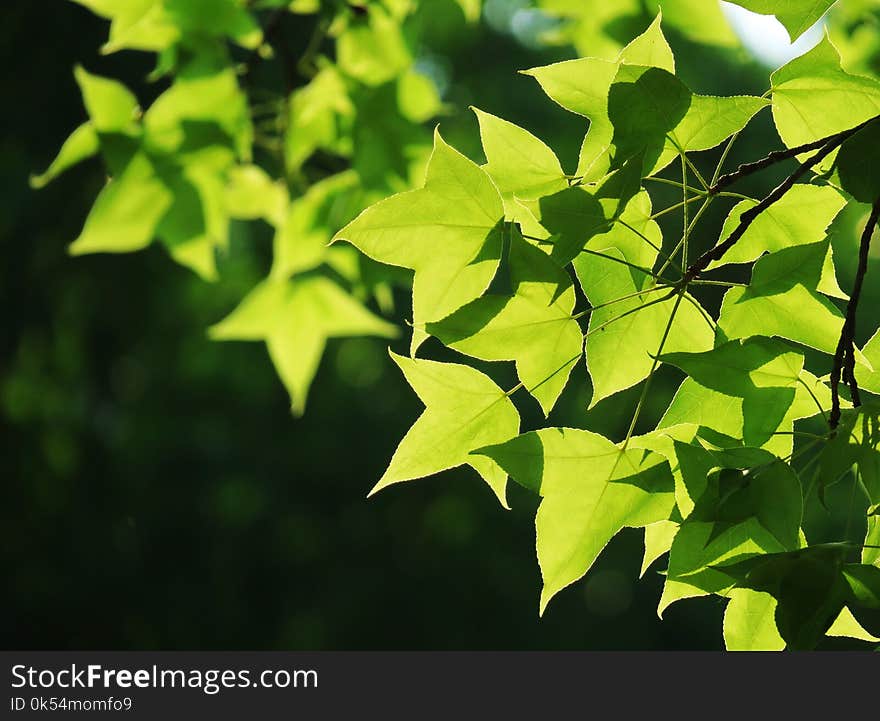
[830,196,880,428]
[684,136,848,283]
[709,114,880,195]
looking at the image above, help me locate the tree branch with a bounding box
[830,196,880,428]
[709,114,880,195]
[683,136,848,283]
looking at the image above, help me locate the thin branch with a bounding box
[830,195,880,428]
[709,114,880,194]
[689,279,745,287]
[684,136,850,282]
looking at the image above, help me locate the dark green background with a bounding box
[4,1,877,650]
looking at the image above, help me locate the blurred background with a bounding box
[4,0,880,650]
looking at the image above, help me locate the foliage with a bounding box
[36,0,880,649]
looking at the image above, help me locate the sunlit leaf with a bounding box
[333,129,504,351]
[476,428,675,612]
[428,233,583,415]
[771,35,880,148]
[723,589,785,651]
[373,354,520,506]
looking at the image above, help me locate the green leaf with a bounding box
[272,171,361,280]
[843,563,880,608]
[708,185,846,268]
[771,35,880,148]
[865,515,880,567]
[723,589,785,651]
[285,65,354,172]
[618,13,675,73]
[476,428,675,612]
[642,519,679,577]
[721,546,851,649]
[73,66,140,134]
[585,291,714,407]
[660,337,804,447]
[817,404,880,509]
[144,64,252,161]
[836,121,880,203]
[70,152,173,255]
[224,164,288,224]
[30,122,100,189]
[727,1,837,41]
[826,606,880,642]
[164,0,262,49]
[336,5,411,86]
[428,234,583,416]
[660,450,803,613]
[606,64,692,174]
[856,329,880,394]
[524,15,681,180]
[89,0,181,54]
[718,241,845,354]
[669,95,769,154]
[472,108,568,219]
[210,277,396,415]
[630,423,702,518]
[155,161,228,280]
[333,129,504,351]
[572,196,714,405]
[519,157,643,266]
[659,368,835,462]
[372,354,520,506]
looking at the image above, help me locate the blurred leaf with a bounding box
[30,123,99,189]
[224,164,288,224]
[73,66,140,134]
[210,276,396,414]
[70,153,173,255]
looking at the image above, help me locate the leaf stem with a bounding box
[622,291,685,448]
